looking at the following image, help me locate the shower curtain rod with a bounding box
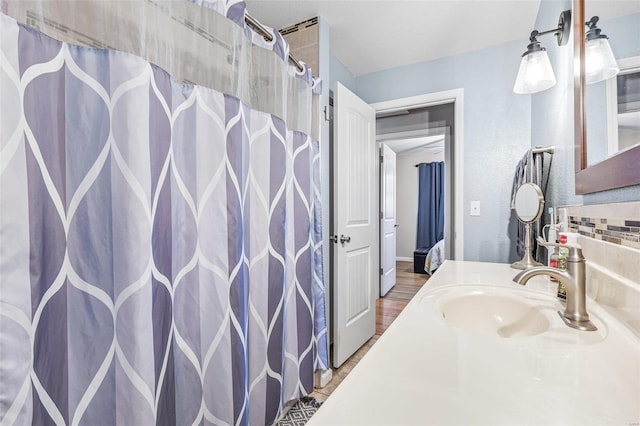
[245,13,305,73]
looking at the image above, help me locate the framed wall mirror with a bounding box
[573,0,640,194]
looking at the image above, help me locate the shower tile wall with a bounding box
[280,17,319,77]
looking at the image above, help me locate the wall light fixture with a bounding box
[584,16,619,84]
[514,10,572,94]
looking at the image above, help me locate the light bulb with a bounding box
[585,38,619,84]
[514,50,557,94]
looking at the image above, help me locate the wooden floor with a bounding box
[311,261,428,402]
[376,261,429,334]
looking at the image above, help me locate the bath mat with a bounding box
[276,396,322,426]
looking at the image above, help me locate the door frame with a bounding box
[370,89,464,261]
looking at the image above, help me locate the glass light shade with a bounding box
[585,38,619,84]
[513,50,557,94]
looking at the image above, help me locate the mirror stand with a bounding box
[511,182,545,270]
[511,223,543,270]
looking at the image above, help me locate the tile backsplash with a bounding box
[564,201,640,336]
[570,216,640,249]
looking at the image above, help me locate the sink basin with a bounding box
[424,287,553,338]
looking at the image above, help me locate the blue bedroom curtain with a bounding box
[0,6,326,426]
[417,162,445,251]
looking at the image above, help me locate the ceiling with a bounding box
[381,134,445,156]
[244,0,542,76]
[243,0,640,154]
[244,1,640,77]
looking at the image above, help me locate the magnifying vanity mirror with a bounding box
[512,183,544,270]
[574,0,640,194]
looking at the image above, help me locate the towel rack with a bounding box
[532,146,555,154]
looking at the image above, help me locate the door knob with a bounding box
[340,234,351,244]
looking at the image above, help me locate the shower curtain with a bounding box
[416,162,445,252]
[0,2,326,425]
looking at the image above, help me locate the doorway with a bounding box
[378,124,448,267]
[373,90,464,296]
[329,86,464,368]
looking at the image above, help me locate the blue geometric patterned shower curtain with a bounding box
[0,13,326,426]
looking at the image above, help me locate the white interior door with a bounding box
[333,83,377,368]
[380,143,397,297]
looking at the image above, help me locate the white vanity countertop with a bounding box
[308,261,640,425]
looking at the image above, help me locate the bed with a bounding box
[424,239,445,275]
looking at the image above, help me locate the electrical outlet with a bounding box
[470,201,481,216]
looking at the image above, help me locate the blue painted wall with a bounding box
[529,0,575,212]
[351,40,534,263]
[330,55,357,93]
[326,1,639,263]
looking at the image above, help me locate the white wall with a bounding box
[395,150,445,259]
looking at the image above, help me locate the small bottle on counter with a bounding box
[549,248,560,282]
[556,233,569,300]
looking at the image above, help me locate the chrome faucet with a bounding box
[513,237,597,331]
